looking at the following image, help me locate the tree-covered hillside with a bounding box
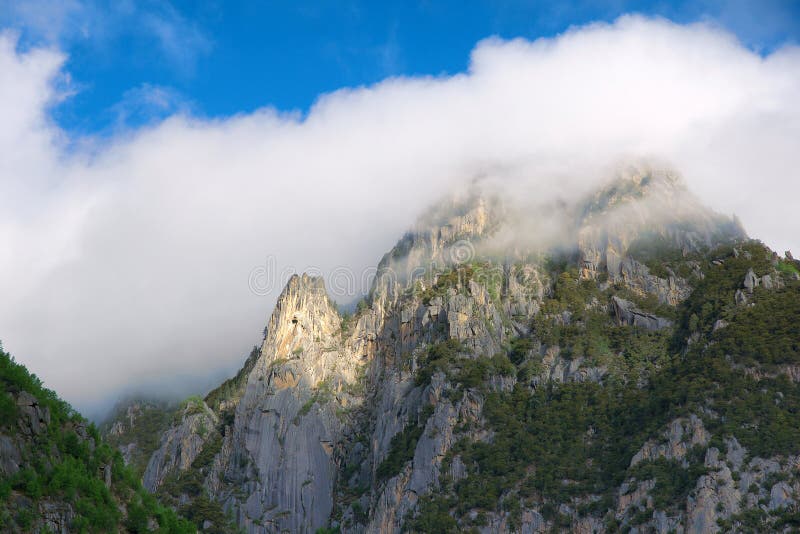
[399,240,800,533]
[0,344,196,533]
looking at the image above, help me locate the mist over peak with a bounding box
[0,16,798,415]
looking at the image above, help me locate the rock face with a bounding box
[629,415,710,467]
[616,418,800,534]
[577,167,742,304]
[101,398,177,474]
[610,296,672,331]
[209,274,362,533]
[141,165,792,534]
[0,434,22,476]
[143,399,218,491]
[15,391,50,436]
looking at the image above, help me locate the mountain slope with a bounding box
[118,165,800,533]
[0,345,196,533]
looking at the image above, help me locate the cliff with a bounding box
[122,165,800,533]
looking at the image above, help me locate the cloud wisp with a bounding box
[0,0,212,75]
[0,15,798,416]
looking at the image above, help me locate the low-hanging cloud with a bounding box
[1,15,799,416]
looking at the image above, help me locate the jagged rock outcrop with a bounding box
[143,398,218,491]
[209,274,364,533]
[614,416,800,534]
[137,164,785,534]
[15,391,50,436]
[577,166,743,304]
[629,415,710,467]
[610,296,672,331]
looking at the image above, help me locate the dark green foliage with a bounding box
[531,265,674,378]
[507,337,533,365]
[405,495,458,533]
[422,242,800,530]
[158,467,238,533]
[720,507,769,531]
[627,232,691,279]
[673,240,774,344]
[179,493,233,532]
[551,269,601,314]
[534,304,670,380]
[627,449,708,509]
[419,265,475,305]
[0,345,195,533]
[376,405,434,482]
[414,340,514,394]
[414,339,465,386]
[0,390,15,422]
[205,345,260,424]
[452,380,659,514]
[451,354,515,389]
[634,340,800,461]
[0,343,77,430]
[192,432,223,471]
[102,399,175,477]
[710,281,800,365]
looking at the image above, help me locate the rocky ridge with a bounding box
[128,166,800,533]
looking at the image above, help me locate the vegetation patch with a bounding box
[0,345,196,533]
[627,449,708,510]
[376,404,435,482]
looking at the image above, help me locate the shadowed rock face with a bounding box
[610,296,672,331]
[143,401,218,492]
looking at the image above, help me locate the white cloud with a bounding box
[0,0,212,74]
[110,83,191,127]
[0,16,798,415]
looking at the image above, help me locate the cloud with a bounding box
[0,0,212,74]
[0,16,798,416]
[110,83,191,128]
[0,0,86,44]
[136,2,212,75]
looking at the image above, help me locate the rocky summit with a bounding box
[4,165,800,533]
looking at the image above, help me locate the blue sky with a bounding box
[2,0,799,136]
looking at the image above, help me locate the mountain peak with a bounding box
[263,273,341,362]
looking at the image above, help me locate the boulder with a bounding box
[743,268,759,292]
[610,296,672,331]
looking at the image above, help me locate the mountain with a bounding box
[5,163,800,533]
[0,345,196,533]
[123,164,800,533]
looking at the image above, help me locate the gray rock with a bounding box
[743,268,759,292]
[611,296,672,331]
[135,175,754,533]
[630,414,709,467]
[0,434,21,475]
[761,273,773,290]
[769,481,794,510]
[100,463,112,488]
[143,400,218,492]
[15,391,50,436]
[39,499,74,534]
